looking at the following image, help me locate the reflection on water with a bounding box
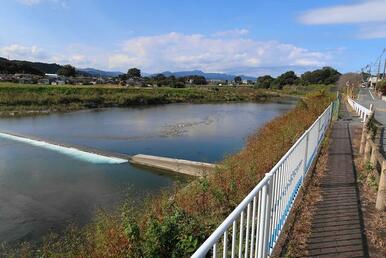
[0,102,295,243]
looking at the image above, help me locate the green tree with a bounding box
[301,67,340,85]
[272,71,298,89]
[234,76,242,84]
[127,68,141,78]
[57,65,76,77]
[256,75,274,89]
[184,75,207,85]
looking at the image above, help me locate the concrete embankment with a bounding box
[0,130,216,176]
[0,131,129,164]
[130,154,216,177]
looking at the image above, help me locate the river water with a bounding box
[0,102,295,243]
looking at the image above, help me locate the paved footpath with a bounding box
[305,104,369,257]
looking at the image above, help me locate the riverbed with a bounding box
[0,102,295,243]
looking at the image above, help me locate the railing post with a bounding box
[303,130,310,180]
[317,117,321,142]
[370,145,379,167]
[262,176,272,258]
[359,122,368,155]
[370,127,382,166]
[257,177,273,258]
[376,159,386,210]
[257,183,268,258]
[364,135,372,164]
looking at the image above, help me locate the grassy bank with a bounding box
[0,83,279,116]
[1,89,334,257]
[0,83,330,117]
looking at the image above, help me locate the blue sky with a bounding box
[0,0,385,76]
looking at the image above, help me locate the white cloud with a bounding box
[0,44,101,68]
[0,44,47,60]
[18,0,68,8]
[18,0,41,5]
[108,32,331,75]
[359,24,386,39]
[213,29,249,37]
[0,33,336,76]
[299,0,386,25]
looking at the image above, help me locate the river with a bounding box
[0,101,295,243]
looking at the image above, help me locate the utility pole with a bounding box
[377,56,381,83]
[377,48,386,82]
[383,57,386,79]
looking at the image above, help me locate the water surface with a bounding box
[0,102,295,243]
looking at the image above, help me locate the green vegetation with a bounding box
[57,65,76,77]
[0,57,61,75]
[1,90,334,257]
[376,79,386,95]
[0,83,316,117]
[256,67,341,89]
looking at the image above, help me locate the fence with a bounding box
[347,96,372,122]
[353,99,386,211]
[192,100,337,258]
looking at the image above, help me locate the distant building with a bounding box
[368,76,378,87]
[45,73,59,79]
[38,78,50,85]
[208,79,227,85]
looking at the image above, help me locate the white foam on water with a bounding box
[0,132,128,164]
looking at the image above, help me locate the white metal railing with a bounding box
[347,97,373,122]
[192,103,334,258]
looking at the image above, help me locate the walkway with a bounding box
[305,104,368,257]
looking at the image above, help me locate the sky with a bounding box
[0,0,385,76]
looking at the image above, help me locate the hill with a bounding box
[0,57,45,75]
[156,70,256,81]
[77,68,123,77]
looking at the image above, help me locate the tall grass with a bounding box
[1,90,333,258]
[0,83,287,116]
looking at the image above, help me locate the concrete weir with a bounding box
[130,154,216,177]
[0,131,129,164]
[0,131,215,176]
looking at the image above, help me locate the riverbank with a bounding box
[1,89,334,257]
[0,83,327,117]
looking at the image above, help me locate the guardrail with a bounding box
[192,101,336,258]
[347,97,373,122]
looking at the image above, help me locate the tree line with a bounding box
[119,68,207,87]
[255,67,340,89]
[120,67,340,88]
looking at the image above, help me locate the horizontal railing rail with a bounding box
[192,101,336,258]
[347,96,373,122]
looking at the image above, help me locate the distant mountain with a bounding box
[154,70,256,81]
[0,57,46,75]
[0,57,124,77]
[0,57,256,80]
[77,68,123,78]
[0,57,63,75]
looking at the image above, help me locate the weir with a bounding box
[0,131,215,175]
[0,131,128,164]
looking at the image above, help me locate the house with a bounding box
[208,79,227,85]
[45,73,59,79]
[38,78,50,85]
[0,74,13,82]
[368,76,379,88]
[126,77,143,87]
[14,74,40,84]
